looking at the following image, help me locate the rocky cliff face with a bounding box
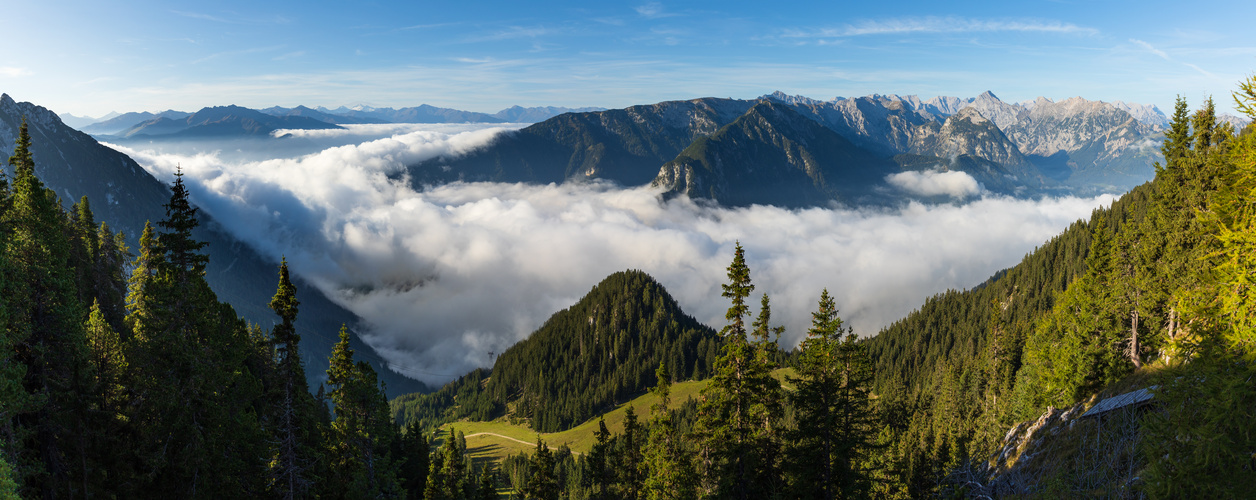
[909,107,1032,169]
[416,90,1167,207]
[409,97,754,186]
[652,100,894,207]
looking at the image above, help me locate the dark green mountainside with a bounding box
[393,270,722,433]
[408,98,754,187]
[652,100,897,207]
[0,94,423,396]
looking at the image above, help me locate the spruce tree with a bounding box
[124,172,268,497]
[696,245,782,499]
[267,258,319,499]
[4,117,92,497]
[787,289,875,499]
[587,417,613,499]
[523,437,559,500]
[615,405,645,500]
[326,324,399,498]
[641,362,696,500]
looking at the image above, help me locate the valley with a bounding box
[0,83,1252,498]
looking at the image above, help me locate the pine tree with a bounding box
[587,417,613,499]
[156,167,208,284]
[124,172,268,497]
[615,405,645,500]
[787,289,876,499]
[394,420,429,499]
[695,244,783,499]
[1215,75,1256,354]
[476,462,497,500]
[3,117,92,496]
[267,258,319,499]
[523,437,559,500]
[641,362,696,500]
[91,222,129,331]
[326,324,399,498]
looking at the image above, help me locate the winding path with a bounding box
[463,432,583,455]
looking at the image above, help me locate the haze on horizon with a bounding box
[3,0,1253,118]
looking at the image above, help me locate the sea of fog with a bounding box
[105,124,1115,385]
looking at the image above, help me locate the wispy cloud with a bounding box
[1184,63,1216,78]
[462,25,552,43]
[171,10,289,25]
[397,22,458,31]
[0,67,32,78]
[1130,38,1170,60]
[172,10,232,23]
[191,45,286,65]
[785,16,1099,39]
[273,51,306,61]
[635,2,679,19]
[1127,38,1219,79]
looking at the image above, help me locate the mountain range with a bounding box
[64,103,607,141]
[0,93,425,397]
[409,90,1206,207]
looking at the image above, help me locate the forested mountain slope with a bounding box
[865,92,1256,497]
[393,270,722,433]
[0,94,423,396]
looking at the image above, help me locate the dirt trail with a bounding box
[463,432,583,455]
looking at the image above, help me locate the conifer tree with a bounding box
[524,437,559,500]
[787,289,875,499]
[3,117,92,496]
[267,258,320,499]
[91,222,129,331]
[394,420,430,499]
[615,405,645,500]
[696,245,783,499]
[326,324,399,498]
[587,417,613,499]
[641,362,696,500]
[476,462,497,500]
[124,171,268,497]
[1214,75,1256,354]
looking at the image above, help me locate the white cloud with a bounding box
[788,16,1099,38]
[0,67,33,78]
[885,169,982,199]
[271,122,527,140]
[108,126,1112,385]
[1130,38,1170,60]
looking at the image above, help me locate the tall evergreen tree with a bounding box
[3,117,92,497]
[586,417,613,500]
[124,170,268,497]
[523,437,559,500]
[326,324,399,499]
[695,245,783,499]
[641,362,696,500]
[615,405,645,500]
[787,289,875,499]
[267,258,320,499]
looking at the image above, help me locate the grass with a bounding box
[435,368,795,464]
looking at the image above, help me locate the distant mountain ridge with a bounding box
[117,105,343,138]
[80,110,192,135]
[412,90,1165,206]
[70,103,608,141]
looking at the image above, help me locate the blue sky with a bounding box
[4,0,1253,117]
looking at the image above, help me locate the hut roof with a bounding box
[1080,386,1157,419]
